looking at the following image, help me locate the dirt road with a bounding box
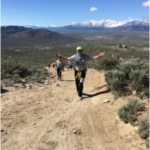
[1,68,147,150]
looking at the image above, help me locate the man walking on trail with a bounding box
[47,63,51,69]
[55,46,106,100]
[52,63,55,69]
[68,60,73,70]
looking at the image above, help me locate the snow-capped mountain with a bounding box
[69,20,126,28]
[3,19,149,31]
[68,19,149,28]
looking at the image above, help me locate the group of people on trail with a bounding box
[55,46,106,100]
[47,58,73,81]
[47,63,56,69]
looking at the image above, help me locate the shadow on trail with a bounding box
[82,89,110,99]
[65,80,75,82]
[1,89,9,93]
[61,80,74,82]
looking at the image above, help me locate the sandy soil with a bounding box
[1,68,149,150]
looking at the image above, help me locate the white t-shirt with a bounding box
[68,61,72,65]
[68,54,91,71]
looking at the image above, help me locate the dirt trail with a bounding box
[1,68,148,150]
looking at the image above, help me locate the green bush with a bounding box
[138,132,148,139]
[1,61,51,84]
[143,88,149,97]
[97,53,120,70]
[145,140,149,148]
[2,79,15,87]
[105,58,149,97]
[138,119,150,149]
[138,119,150,138]
[118,99,145,124]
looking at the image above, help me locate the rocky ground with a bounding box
[1,68,149,150]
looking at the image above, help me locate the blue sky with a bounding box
[1,0,149,26]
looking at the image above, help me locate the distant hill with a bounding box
[1,26,80,49]
[1,26,30,35]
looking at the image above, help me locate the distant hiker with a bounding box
[53,63,55,69]
[68,60,73,70]
[47,63,51,69]
[55,57,64,81]
[55,46,106,100]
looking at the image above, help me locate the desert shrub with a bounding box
[118,99,145,124]
[97,53,120,70]
[2,79,15,87]
[138,132,148,139]
[138,119,150,138]
[137,119,150,149]
[1,61,51,84]
[105,58,149,97]
[145,140,149,148]
[143,88,149,97]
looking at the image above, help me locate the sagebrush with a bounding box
[118,99,145,124]
[1,61,51,85]
[105,58,149,97]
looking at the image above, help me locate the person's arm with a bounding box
[91,51,106,60]
[55,53,69,61]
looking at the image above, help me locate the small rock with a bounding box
[62,133,64,135]
[40,87,46,90]
[103,99,110,103]
[26,84,32,89]
[72,130,77,133]
[33,123,36,125]
[132,91,136,96]
[45,80,49,85]
[134,127,138,132]
[37,102,40,104]
[119,58,124,62]
[55,84,60,87]
[50,75,53,78]
[1,130,4,132]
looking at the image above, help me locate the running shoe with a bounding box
[79,96,83,100]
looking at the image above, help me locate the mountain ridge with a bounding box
[1,26,80,49]
[2,19,148,31]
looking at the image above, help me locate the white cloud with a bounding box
[90,7,98,11]
[142,1,150,7]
